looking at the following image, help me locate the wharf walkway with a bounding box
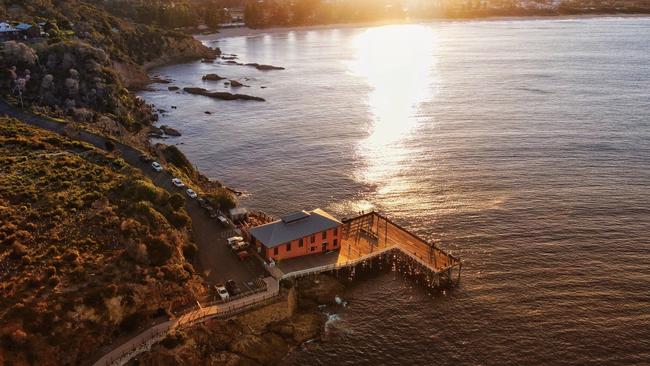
[92,277,280,366]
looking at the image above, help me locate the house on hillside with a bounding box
[249,209,342,262]
[0,22,19,41]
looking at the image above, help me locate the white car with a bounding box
[215,285,229,301]
[151,161,163,172]
[217,215,229,227]
[226,236,244,246]
[186,188,198,199]
[230,241,249,252]
[171,178,185,188]
[227,236,244,246]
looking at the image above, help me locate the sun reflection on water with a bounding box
[349,24,437,195]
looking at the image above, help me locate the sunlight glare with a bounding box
[349,24,437,187]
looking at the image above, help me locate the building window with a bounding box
[322,230,327,239]
[334,239,338,247]
[334,228,338,237]
[310,247,316,252]
[299,238,304,247]
[287,242,292,251]
[311,235,315,243]
[273,247,278,256]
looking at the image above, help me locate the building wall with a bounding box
[256,226,341,261]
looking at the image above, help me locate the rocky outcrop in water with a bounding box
[183,87,265,102]
[221,60,285,71]
[245,63,285,71]
[229,80,248,87]
[168,86,179,91]
[202,73,225,81]
[160,125,181,136]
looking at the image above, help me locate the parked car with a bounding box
[225,280,241,296]
[186,188,197,199]
[217,215,229,227]
[171,178,185,188]
[227,236,244,247]
[230,241,249,252]
[151,161,163,172]
[214,284,229,301]
[197,197,207,207]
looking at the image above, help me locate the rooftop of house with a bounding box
[249,208,342,248]
[0,22,16,32]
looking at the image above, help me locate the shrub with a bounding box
[146,236,173,266]
[119,312,144,333]
[205,190,237,211]
[162,145,194,176]
[124,179,165,204]
[161,330,186,349]
[11,242,28,258]
[182,262,194,275]
[167,211,190,229]
[125,241,148,264]
[63,249,79,263]
[48,275,59,286]
[168,193,184,211]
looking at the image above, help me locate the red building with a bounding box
[249,209,342,261]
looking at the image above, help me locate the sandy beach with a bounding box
[196,13,650,40]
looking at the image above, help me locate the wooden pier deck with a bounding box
[279,212,462,287]
[340,212,458,271]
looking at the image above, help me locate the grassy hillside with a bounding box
[0,117,207,365]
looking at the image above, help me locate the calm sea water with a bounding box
[140,17,650,365]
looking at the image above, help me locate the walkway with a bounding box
[93,277,280,366]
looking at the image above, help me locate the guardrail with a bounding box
[280,244,461,282]
[93,277,280,366]
[280,246,398,280]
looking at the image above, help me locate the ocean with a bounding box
[139,17,650,365]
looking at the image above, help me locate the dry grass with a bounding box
[0,117,208,365]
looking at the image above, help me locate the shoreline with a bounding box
[198,13,650,40]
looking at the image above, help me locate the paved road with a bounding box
[0,100,266,287]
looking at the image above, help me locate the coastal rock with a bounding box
[229,80,248,88]
[225,60,242,65]
[245,63,285,71]
[151,76,172,84]
[202,73,225,81]
[149,126,163,137]
[204,111,212,114]
[231,333,288,365]
[183,87,265,102]
[167,86,179,91]
[297,275,345,305]
[160,125,181,136]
